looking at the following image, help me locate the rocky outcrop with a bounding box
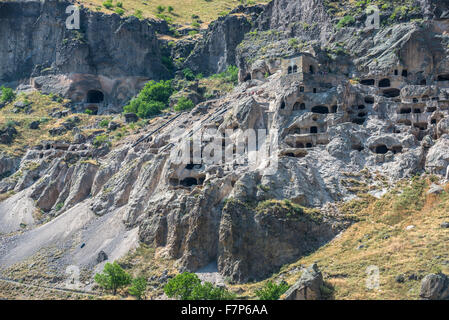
[0,0,169,112]
[282,263,323,300]
[0,153,20,178]
[420,273,449,300]
[218,200,343,282]
[184,11,256,75]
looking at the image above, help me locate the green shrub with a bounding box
[85,109,93,115]
[156,5,165,13]
[254,281,289,300]
[182,68,195,80]
[164,272,235,300]
[99,119,109,128]
[115,8,124,15]
[55,202,64,211]
[0,86,15,103]
[123,80,173,118]
[93,134,111,148]
[133,9,143,19]
[211,65,239,85]
[116,1,123,8]
[336,15,355,29]
[128,277,147,300]
[102,0,113,9]
[174,97,194,112]
[167,6,174,13]
[94,262,132,295]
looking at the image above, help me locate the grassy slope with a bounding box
[233,176,449,300]
[75,0,270,25]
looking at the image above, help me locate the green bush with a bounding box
[156,5,165,13]
[133,9,143,19]
[93,134,111,148]
[254,281,289,300]
[94,262,132,295]
[336,15,355,29]
[102,0,113,9]
[182,68,195,80]
[99,119,109,128]
[123,80,173,118]
[115,8,125,15]
[211,65,239,85]
[128,277,147,300]
[174,97,194,112]
[116,1,123,8]
[164,272,235,300]
[0,86,15,103]
[167,6,174,13]
[85,109,93,115]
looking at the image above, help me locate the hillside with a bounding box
[74,0,270,25]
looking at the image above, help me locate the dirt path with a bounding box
[0,277,102,297]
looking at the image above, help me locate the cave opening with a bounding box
[365,96,374,104]
[402,70,408,77]
[379,78,391,88]
[86,90,104,103]
[383,88,400,98]
[375,145,388,154]
[400,108,411,114]
[310,126,318,133]
[306,143,312,148]
[311,105,329,114]
[361,79,375,86]
[437,74,449,81]
[180,177,198,187]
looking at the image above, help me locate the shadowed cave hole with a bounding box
[379,78,391,88]
[361,79,375,86]
[86,90,104,103]
[383,88,400,98]
[311,105,328,114]
[374,145,388,154]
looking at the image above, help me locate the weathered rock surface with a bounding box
[420,273,449,300]
[282,264,323,300]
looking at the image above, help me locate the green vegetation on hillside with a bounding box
[164,272,236,300]
[231,176,449,300]
[76,0,270,26]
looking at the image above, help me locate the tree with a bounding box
[254,281,289,300]
[123,80,173,118]
[94,262,132,295]
[164,272,235,300]
[164,272,201,300]
[128,276,147,300]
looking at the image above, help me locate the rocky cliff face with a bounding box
[0,0,169,112]
[2,0,449,295]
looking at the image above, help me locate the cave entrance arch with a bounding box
[311,105,329,114]
[86,90,104,103]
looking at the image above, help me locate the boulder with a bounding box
[282,264,323,300]
[125,113,138,123]
[29,121,40,130]
[96,250,108,263]
[420,273,449,300]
